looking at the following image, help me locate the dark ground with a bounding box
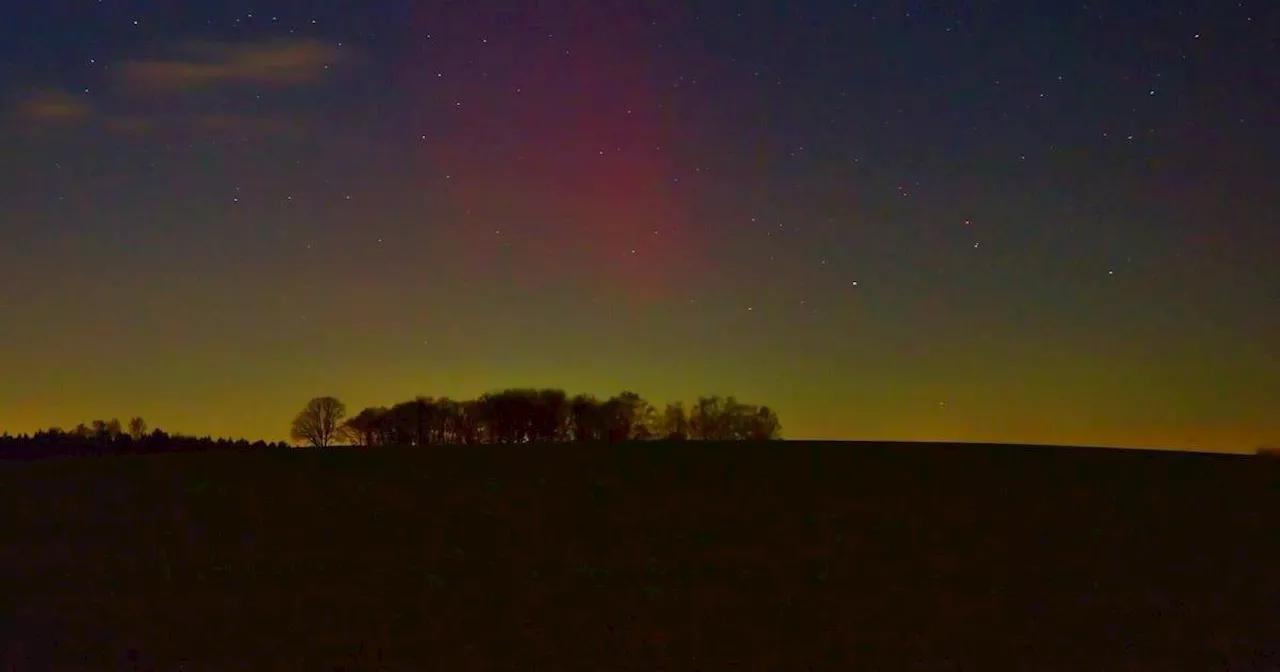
[2,441,1278,670]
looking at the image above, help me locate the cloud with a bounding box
[15,89,91,122]
[119,38,348,91]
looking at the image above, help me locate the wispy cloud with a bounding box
[8,37,354,138]
[15,89,91,122]
[119,38,348,91]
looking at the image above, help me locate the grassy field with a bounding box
[3,441,1278,670]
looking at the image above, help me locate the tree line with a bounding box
[0,418,291,460]
[0,389,782,459]
[291,390,782,448]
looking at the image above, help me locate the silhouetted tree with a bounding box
[689,396,726,440]
[749,405,782,440]
[685,395,781,441]
[128,417,148,440]
[476,390,514,443]
[387,398,434,446]
[412,396,438,445]
[597,397,625,442]
[427,398,462,444]
[532,388,570,442]
[344,407,390,447]
[0,420,290,460]
[626,393,660,439]
[598,392,646,442]
[3,384,781,460]
[570,394,604,442]
[456,399,483,444]
[661,402,690,440]
[719,397,751,439]
[290,396,347,448]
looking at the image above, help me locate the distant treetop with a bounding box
[296,389,781,448]
[0,418,291,460]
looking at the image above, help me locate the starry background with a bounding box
[1,0,1277,451]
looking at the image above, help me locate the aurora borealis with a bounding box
[2,1,1277,451]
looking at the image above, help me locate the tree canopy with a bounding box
[332,389,782,447]
[290,396,347,448]
[0,389,782,460]
[0,419,290,460]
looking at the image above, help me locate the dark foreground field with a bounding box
[3,441,1279,670]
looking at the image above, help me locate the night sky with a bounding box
[2,1,1277,451]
